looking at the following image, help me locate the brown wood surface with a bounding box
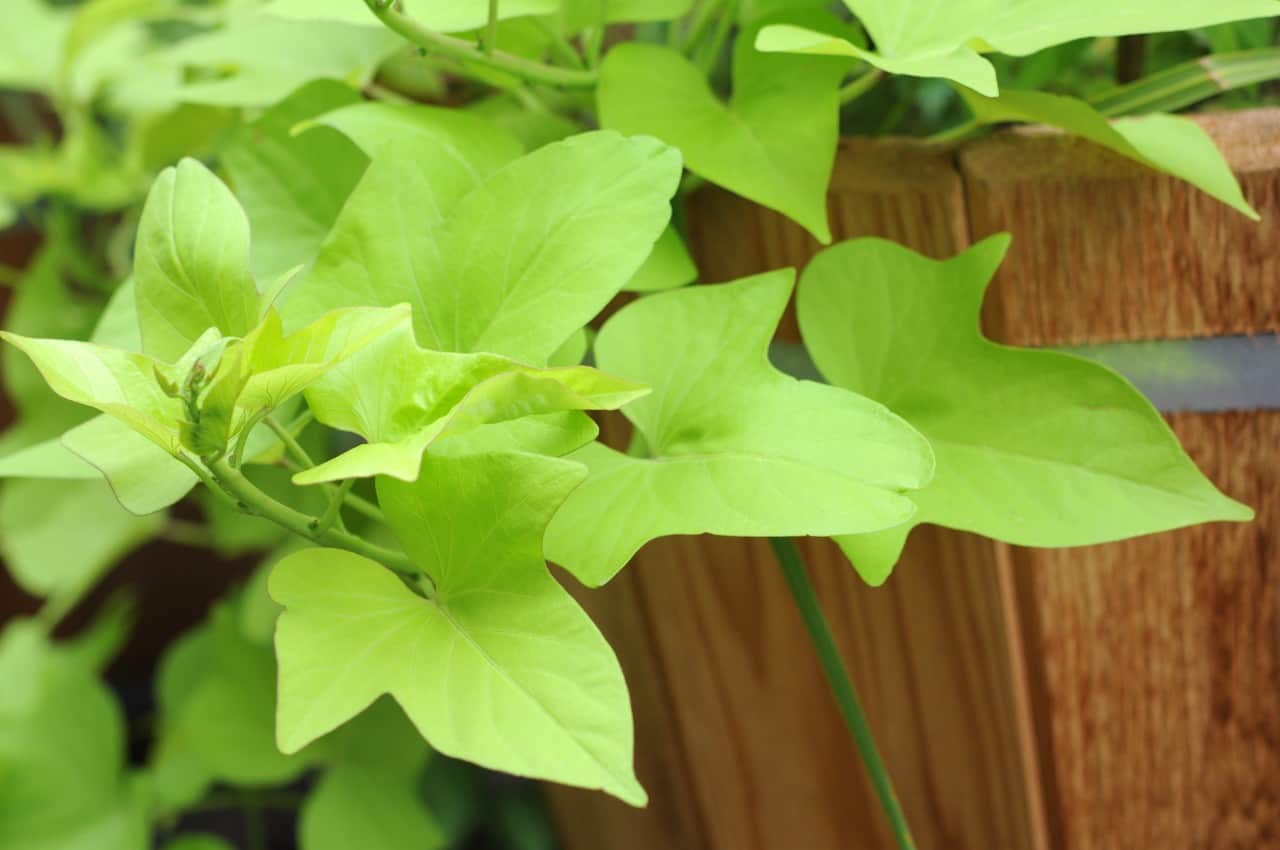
[550,139,1046,850]
[963,109,1280,346]
[551,108,1279,850]
[965,110,1280,850]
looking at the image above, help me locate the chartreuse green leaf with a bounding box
[292,130,680,364]
[0,0,73,94]
[0,477,160,599]
[203,305,411,435]
[0,247,99,458]
[271,451,644,804]
[959,89,1258,220]
[626,227,697,292]
[0,331,187,454]
[296,323,647,484]
[301,699,444,850]
[63,415,198,515]
[116,15,398,109]
[134,158,261,362]
[756,0,1279,94]
[798,236,1254,585]
[308,100,524,165]
[0,623,147,850]
[267,0,559,33]
[301,764,446,850]
[222,81,368,280]
[598,25,848,242]
[153,597,314,789]
[560,0,693,30]
[544,270,933,587]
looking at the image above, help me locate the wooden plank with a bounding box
[551,140,1045,850]
[1004,413,1280,850]
[962,108,1280,346]
[964,108,1280,849]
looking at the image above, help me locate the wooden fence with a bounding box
[547,108,1280,850]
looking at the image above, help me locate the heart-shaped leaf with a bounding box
[797,236,1254,584]
[271,452,644,805]
[598,36,848,241]
[289,129,680,364]
[545,270,934,587]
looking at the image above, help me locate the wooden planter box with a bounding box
[548,109,1280,850]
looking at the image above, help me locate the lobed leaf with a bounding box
[545,270,934,587]
[271,452,644,804]
[797,236,1254,584]
[598,27,848,242]
[290,129,681,364]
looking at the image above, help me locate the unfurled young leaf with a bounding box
[598,23,849,242]
[271,452,645,805]
[134,158,261,362]
[202,304,412,436]
[0,331,188,454]
[756,0,1280,94]
[544,270,934,587]
[958,89,1258,219]
[798,236,1254,584]
[290,130,681,364]
[296,323,647,484]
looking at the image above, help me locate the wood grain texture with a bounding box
[968,111,1280,850]
[963,109,1280,346]
[552,140,1045,850]
[1005,413,1280,850]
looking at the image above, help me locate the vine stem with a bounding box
[207,457,430,594]
[840,68,884,104]
[363,0,597,88]
[769,538,918,850]
[485,0,499,56]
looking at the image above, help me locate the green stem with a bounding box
[925,117,983,145]
[208,458,429,593]
[695,0,736,73]
[280,457,388,526]
[34,593,80,635]
[680,0,721,55]
[265,414,316,468]
[364,0,597,88]
[769,538,917,850]
[314,478,354,535]
[485,0,500,55]
[533,18,586,69]
[840,68,883,104]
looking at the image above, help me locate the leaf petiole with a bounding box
[769,537,917,850]
[363,0,598,88]
[207,457,431,595]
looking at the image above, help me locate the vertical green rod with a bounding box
[769,537,918,850]
[485,0,500,55]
